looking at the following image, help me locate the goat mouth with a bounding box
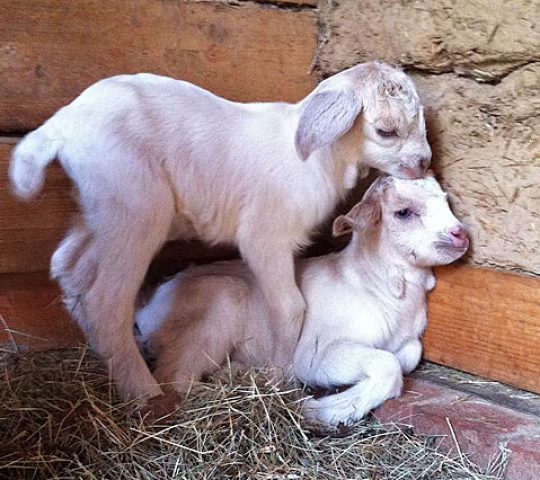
[399,164,423,179]
[434,240,469,252]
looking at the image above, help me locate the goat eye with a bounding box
[376,128,398,138]
[395,208,413,219]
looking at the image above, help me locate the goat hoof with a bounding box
[139,390,183,424]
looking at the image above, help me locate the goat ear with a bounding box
[332,214,354,237]
[295,89,362,160]
[332,189,381,237]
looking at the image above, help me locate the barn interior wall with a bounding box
[315,0,540,275]
[1,0,539,365]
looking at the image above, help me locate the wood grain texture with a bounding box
[0,272,84,351]
[425,265,540,394]
[0,139,78,273]
[0,0,317,132]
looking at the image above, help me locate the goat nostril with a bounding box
[419,157,430,172]
[449,226,468,243]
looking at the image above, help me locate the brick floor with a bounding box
[374,377,540,480]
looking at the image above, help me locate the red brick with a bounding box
[373,377,540,473]
[505,435,540,480]
[375,377,457,423]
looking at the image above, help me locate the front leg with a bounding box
[299,342,403,427]
[238,235,306,366]
[395,339,422,374]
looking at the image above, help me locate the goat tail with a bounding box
[9,127,62,200]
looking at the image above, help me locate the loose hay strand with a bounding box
[0,347,505,480]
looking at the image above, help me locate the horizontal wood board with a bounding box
[0,140,78,273]
[424,265,540,394]
[0,0,317,132]
[0,272,84,351]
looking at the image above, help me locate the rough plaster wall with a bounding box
[316,0,540,275]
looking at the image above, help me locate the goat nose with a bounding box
[401,160,428,179]
[402,155,431,179]
[449,226,469,248]
[418,156,430,173]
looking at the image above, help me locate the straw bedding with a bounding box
[0,347,506,480]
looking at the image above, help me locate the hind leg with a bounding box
[83,210,174,400]
[152,333,231,395]
[151,311,236,394]
[59,166,175,402]
[51,217,97,328]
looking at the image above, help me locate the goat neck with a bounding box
[339,230,436,299]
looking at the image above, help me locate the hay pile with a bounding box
[0,348,505,480]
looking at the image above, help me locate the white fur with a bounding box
[9,62,430,402]
[137,175,469,427]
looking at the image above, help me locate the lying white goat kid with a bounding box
[137,175,469,427]
[10,61,431,402]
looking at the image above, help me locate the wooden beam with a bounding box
[0,272,84,351]
[0,139,78,273]
[425,265,540,394]
[0,0,317,132]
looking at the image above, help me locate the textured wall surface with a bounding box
[316,0,540,275]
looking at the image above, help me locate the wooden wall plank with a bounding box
[0,272,84,351]
[0,0,317,132]
[425,265,540,394]
[0,140,78,273]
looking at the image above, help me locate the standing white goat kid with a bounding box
[137,175,469,426]
[10,62,431,402]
